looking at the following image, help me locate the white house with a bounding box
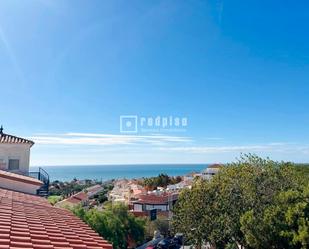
[0,126,34,175]
[201,164,222,180]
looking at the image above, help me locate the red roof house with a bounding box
[131,193,178,217]
[55,191,89,208]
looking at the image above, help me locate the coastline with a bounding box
[30,164,208,182]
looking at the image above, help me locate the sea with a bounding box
[30,164,207,182]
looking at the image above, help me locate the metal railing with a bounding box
[29,167,50,195]
[29,167,49,183]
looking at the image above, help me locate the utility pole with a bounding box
[168,191,173,230]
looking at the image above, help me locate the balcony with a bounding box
[29,167,50,197]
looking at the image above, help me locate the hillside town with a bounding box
[0,128,221,249]
[48,163,222,219]
[2,0,309,247]
[48,165,222,217]
[1,127,309,249]
[109,165,221,218]
[2,127,309,249]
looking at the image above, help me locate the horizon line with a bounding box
[30,162,213,167]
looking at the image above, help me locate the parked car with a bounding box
[157,235,182,249]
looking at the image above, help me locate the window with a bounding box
[0,159,6,170]
[8,159,19,170]
[134,204,143,212]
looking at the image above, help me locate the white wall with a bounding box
[145,204,168,211]
[0,176,40,195]
[0,144,31,174]
[133,203,143,211]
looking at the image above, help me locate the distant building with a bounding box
[86,184,104,197]
[201,164,222,180]
[167,181,188,191]
[0,126,34,175]
[56,191,89,208]
[55,184,104,208]
[109,179,146,204]
[131,193,178,217]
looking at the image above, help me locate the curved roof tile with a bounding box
[0,133,34,146]
[0,188,113,249]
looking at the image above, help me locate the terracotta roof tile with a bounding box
[57,192,88,205]
[134,193,178,205]
[0,188,112,249]
[0,132,34,146]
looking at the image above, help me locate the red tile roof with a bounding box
[0,132,34,146]
[0,170,43,186]
[0,188,113,249]
[86,185,103,196]
[134,193,178,205]
[66,192,88,204]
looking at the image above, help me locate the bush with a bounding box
[71,203,146,249]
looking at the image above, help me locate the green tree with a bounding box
[172,154,300,248]
[172,180,215,248]
[141,174,182,190]
[72,203,145,249]
[145,216,170,239]
[241,185,309,249]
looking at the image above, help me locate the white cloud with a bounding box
[159,143,309,154]
[29,134,309,165]
[30,133,192,146]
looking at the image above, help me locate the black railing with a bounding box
[28,171,39,179]
[29,167,50,196]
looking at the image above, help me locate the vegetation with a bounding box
[87,184,114,204]
[294,164,309,184]
[49,179,93,197]
[72,203,146,249]
[145,216,170,240]
[172,154,309,249]
[241,185,309,249]
[140,173,182,191]
[49,179,113,206]
[91,190,108,204]
[66,156,309,248]
[47,195,63,205]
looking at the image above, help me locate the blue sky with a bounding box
[0,0,309,165]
